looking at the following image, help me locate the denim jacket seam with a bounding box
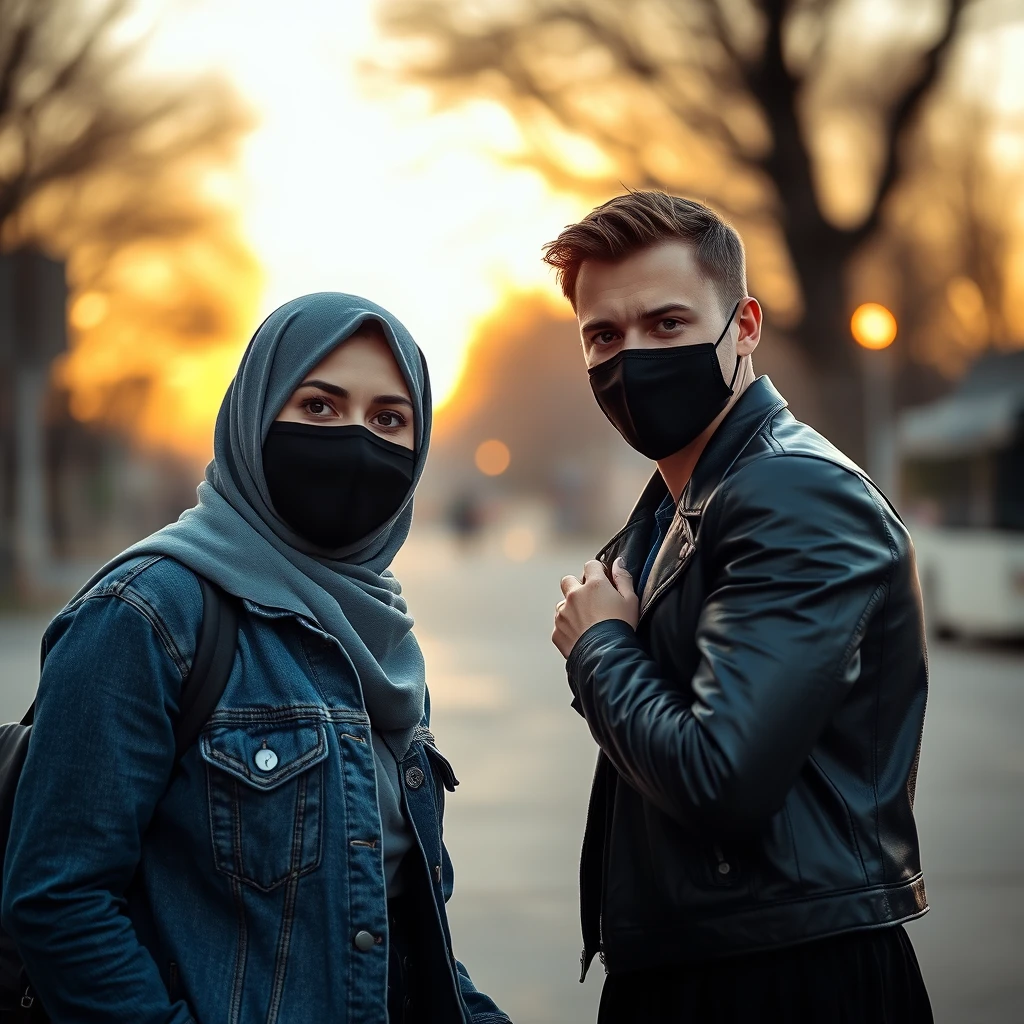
[109,553,166,595]
[73,590,189,679]
[296,632,333,706]
[207,706,367,725]
[267,868,303,1019]
[113,589,190,678]
[202,723,328,780]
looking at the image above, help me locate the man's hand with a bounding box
[552,558,639,659]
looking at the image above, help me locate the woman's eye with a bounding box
[302,398,333,416]
[373,411,406,429]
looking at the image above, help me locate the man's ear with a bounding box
[737,296,762,356]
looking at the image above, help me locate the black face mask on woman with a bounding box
[588,301,742,460]
[263,422,415,549]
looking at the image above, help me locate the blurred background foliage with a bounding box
[374,0,1024,460]
[0,0,1023,595]
[0,0,261,451]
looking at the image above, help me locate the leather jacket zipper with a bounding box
[578,758,610,982]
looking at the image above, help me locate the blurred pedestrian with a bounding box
[2,293,510,1024]
[447,491,485,551]
[548,192,932,1023]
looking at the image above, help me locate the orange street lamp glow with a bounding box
[851,303,897,350]
[475,439,511,476]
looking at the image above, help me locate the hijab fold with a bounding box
[73,292,431,755]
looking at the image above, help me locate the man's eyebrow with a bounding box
[580,318,618,335]
[580,303,694,335]
[640,303,693,320]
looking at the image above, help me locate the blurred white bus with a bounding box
[898,351,1024,640]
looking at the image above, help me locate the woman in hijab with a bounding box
[2,293,511,1024]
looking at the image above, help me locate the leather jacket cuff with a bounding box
[566,618,637,711]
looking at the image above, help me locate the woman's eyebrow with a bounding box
[373,394,414,408]
[298,379,348,398]
[296,380,412,409]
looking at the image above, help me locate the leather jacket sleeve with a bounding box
[567,455,896,837]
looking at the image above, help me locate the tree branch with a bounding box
[0,5,38,119]
[690,0,743,67]
[45,0,133,98]
[851,0,971,244]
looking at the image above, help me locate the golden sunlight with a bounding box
[58,1,1024,461]
[143,0,587,431]
[49,0,587,462]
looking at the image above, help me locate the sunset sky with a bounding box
[141,0,591,413]
[60,0,1024,457]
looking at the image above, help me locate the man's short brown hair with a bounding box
[542,191,747,311]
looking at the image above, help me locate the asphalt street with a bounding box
[1,534,1021,1023]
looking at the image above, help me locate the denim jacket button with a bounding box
[254,748,278,772]
[353,930,376,952]
[405,766,425,790]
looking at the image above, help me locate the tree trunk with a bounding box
[788,244,867,467]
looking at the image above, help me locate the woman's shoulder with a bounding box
[63,554,205,664]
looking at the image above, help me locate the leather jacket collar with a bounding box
[599,376,788,620]
[682,375,788,512]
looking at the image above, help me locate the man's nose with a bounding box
[621,326,648,352]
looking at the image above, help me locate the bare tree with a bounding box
[374,0,994,459]
[0,0,250,242]
[0,0,256,595]
[883,101,1021,381]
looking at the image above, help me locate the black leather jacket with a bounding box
[568,376,929,979]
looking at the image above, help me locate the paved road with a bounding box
[1,535,1021,1023]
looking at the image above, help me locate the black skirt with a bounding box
[387,891,426,1024]
[598,925,933,1024]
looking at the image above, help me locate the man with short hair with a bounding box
[549,191,932,1023]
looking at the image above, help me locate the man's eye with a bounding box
[594,332,617,345]
[660,319,681,331]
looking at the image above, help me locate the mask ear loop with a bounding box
[713,300,744,390]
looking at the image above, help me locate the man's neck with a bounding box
[657,364,754,502]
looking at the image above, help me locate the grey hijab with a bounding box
[73,291,431,752]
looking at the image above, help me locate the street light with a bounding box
[851,302,897,497]
[851,302,897,350]
[475,439,511,477]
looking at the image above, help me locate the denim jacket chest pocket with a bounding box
[200,714,329,891]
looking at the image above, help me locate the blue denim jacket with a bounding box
[2,555,510,1024]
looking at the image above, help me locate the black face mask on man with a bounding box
[263,422,415,549]
[587,301,743,460]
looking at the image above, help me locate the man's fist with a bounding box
[552,557,639,659]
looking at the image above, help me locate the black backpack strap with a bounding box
[173,577,239,762]
[17,576,237,761]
